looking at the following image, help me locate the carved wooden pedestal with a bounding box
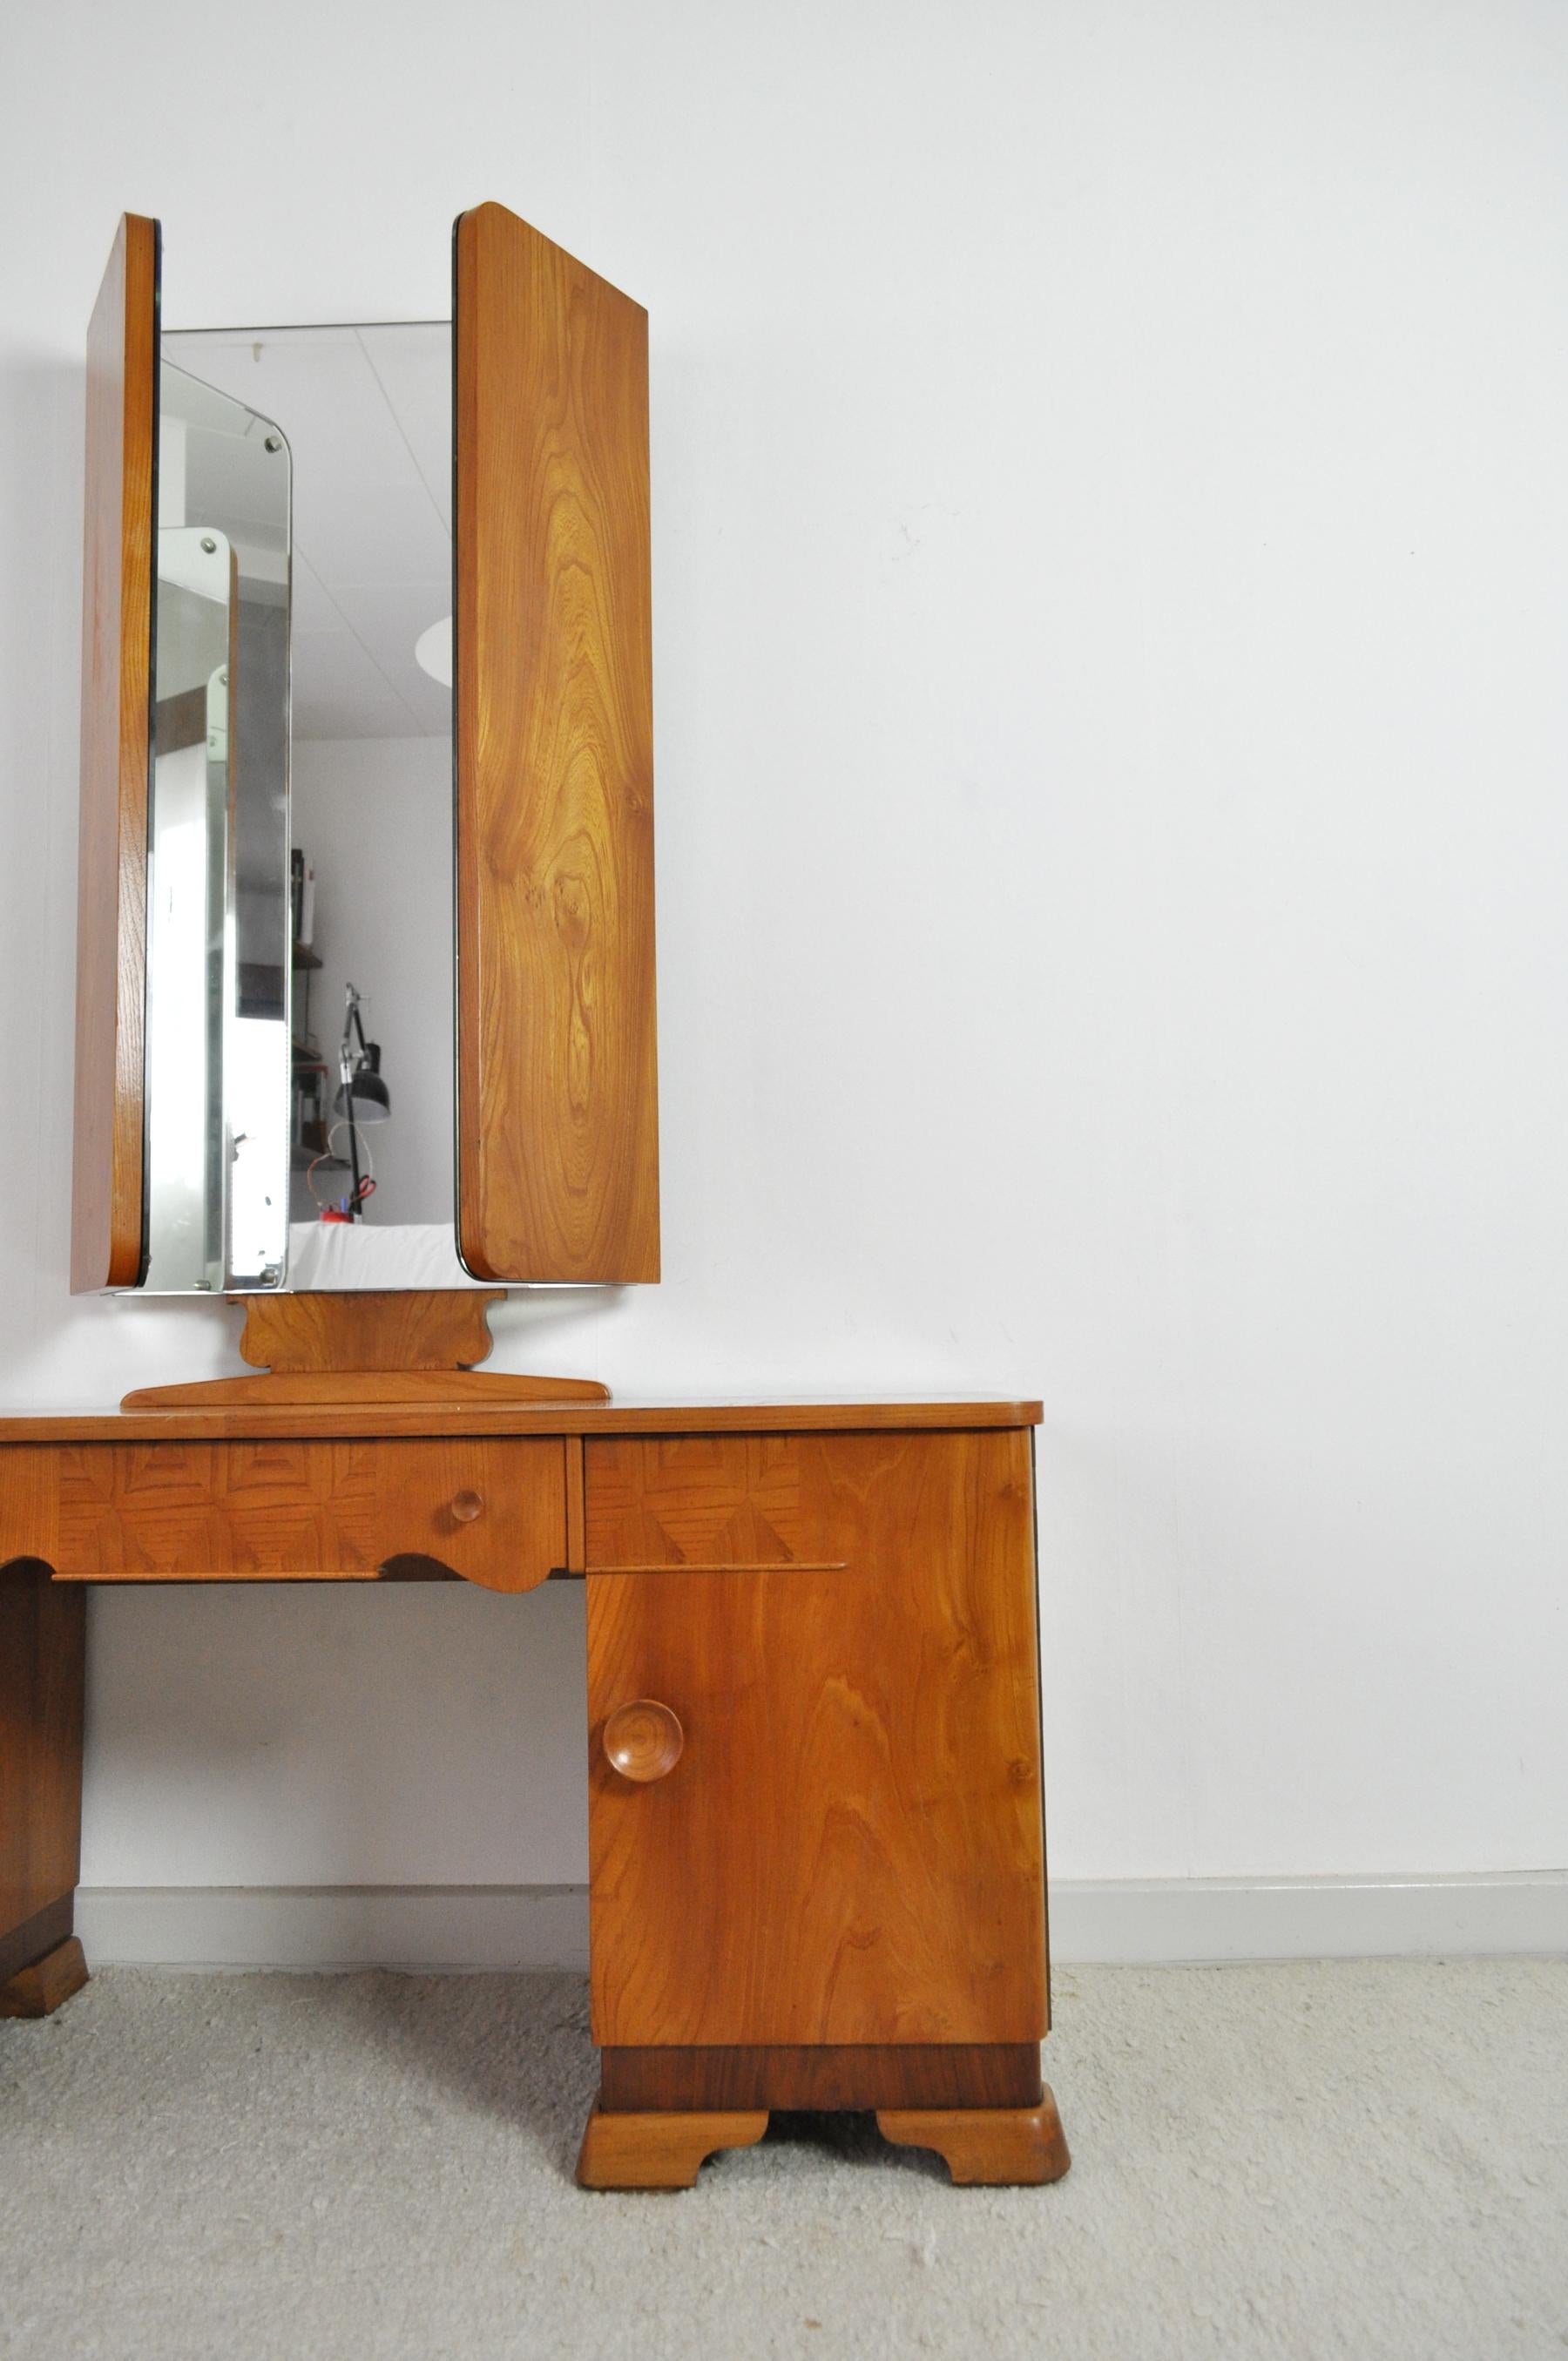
[121,1289,610,1411]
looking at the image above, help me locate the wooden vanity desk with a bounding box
[12,202,1071,2191]
[0,1382,1065,2188]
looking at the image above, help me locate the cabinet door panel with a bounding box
[454,202,659,1283]
[587,1431,1047,2048]
[73,213,159,1292]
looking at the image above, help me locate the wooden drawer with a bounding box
[586,1429,1048,2048]
[27,1437,567,1588]
[585,1434,853,1570]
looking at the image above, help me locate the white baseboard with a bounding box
[1048,1871,1568,1964]
[74,1872,1568,1973]
[77,1884,591,1972]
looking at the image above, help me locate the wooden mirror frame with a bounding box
[72,205,660,1336]
[454,204,660,1285]
[73,213,158,1294]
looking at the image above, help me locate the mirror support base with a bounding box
[120,1288,612,1410]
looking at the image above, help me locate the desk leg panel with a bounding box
[0,1564,87,2010]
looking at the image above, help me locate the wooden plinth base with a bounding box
[121,1289,611,1411]
[577,2104,768,2190]
[877,2092,1071,2185]
[122,1369,612,1410]
[598,2040,1044,2114]
[577,2087,1071,2191]
[0,1936,90,2019]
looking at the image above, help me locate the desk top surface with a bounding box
[0,1397,1043,1445]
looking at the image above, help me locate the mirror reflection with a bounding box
[145,363,291,1289]
[150,322,456,1292]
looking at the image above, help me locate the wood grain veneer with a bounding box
[236,1291,504,1374]
[454,201,659,1284]
[586,1430,1048,2049]
[3,1438,566,1589]
[585,1433,849,1570]
[72,213,158,1293]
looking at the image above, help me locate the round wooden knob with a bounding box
[603,1700,684,1783]
[449,1490,485,1524]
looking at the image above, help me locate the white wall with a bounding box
[291,735,454,1228]
[2,0,1565,1919]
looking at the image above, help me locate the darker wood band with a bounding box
[598,2042,1044,2114]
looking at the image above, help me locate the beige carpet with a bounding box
[2,1959,1564,2360]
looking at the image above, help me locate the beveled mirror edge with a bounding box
[146,364,295,1296]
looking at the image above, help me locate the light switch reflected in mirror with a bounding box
[151,321,456,1291]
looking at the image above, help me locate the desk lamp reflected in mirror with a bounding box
[327,982,390,1221]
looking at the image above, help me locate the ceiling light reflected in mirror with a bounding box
[414,615,452,687]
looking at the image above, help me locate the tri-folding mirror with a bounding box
[73,205,659,1296]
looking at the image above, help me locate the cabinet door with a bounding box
[73,213,159,1292]
[453,203,659,1283]
[585,1431,1047,2048]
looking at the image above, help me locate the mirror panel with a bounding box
[156,322,456,1289]
[144,362,290,1289]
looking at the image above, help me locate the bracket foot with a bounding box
[876,2090,1071,2185]
[577,2102,768,2190]
[0,1936,90,2020]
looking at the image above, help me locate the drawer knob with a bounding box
[449,1490,485,1524]
[603,1700,684,1783]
